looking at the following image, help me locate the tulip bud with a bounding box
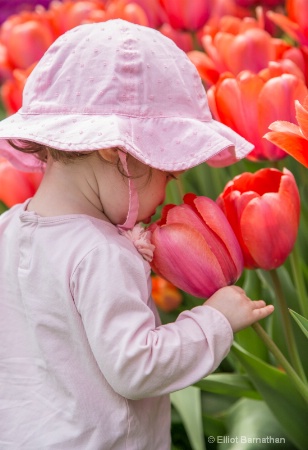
[217,168,300,270]
[149,193,243,298]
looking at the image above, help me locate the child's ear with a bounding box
[98,148,119,163]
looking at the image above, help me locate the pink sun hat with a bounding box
[0,19,254,173]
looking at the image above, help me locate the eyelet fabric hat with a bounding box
[0,18,254,173]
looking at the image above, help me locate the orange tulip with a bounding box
[159,0,213,31]
[217,168,300,270]
[264,95,308,168]
[0,158,43,207]
[151,276,183,312]
[267,0,308,46]
[208,70,308,161]
[187,50,219,86]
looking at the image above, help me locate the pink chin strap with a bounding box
[117,151,139,231]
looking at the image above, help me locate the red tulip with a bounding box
[149,194,243,299]
[0,10,56,71]
[217,168,300,270]
[264,95,308,168]
[0,157,43,207]
[1,64,35,114]
[159,0,213,31]
[151,276,183,312]
[208,70,308,161]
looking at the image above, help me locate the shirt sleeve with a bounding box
[71,242,233,400]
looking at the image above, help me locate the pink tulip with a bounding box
[0,158,43,207]
[149,194,243,299]
[217,168,300,270]
[159,0,214,31]
[159,23,194,53]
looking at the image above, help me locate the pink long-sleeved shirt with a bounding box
[0,201,233,449]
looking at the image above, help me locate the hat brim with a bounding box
[0,111,254,172]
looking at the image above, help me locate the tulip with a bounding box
[159,0,213,31]
[1,64,35,114]
[151,276,183,312]
[105,0,149,27]
[0,0,53,25]
[159,23,194,53]
[199,12,306,79]
[0,157,43,207]
[149,193,243,299]
[0,10,56,71]
[217,168,300,270]
[264,95,308,168]
[187,50,219,86]
[48,1,107,36]
[208,70,308,161]
[202,26,276,76]
[267,0,308,46]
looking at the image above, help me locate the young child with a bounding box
[0,19,274,449]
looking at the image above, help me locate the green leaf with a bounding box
[218,398,294,450]
[0,201,8,214]
[194,374,261,400]
[231,342,307,450]
[171,386,206,450]
[289,309,308,339]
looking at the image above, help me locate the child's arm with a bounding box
[72,243,273,401]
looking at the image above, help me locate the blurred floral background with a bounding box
[0,1,307,449]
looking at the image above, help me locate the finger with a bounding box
[253,304,274,319]
[252,300,266,309]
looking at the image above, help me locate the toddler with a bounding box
[0,19,274,449]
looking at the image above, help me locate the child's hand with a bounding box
[205,285,274,333]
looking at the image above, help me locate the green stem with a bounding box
[289,245,308,318]
[269,269,307,382]
[252,322,308,404]
[175,177,185,200]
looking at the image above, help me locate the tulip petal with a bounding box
[295,98,308,140]
[217,190,259,269]
[186,195,243,279]
[264,126,308,168]
[240,171,300,270]
[151,223,227,298]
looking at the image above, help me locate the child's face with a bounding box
[129,158,183,225]
[136,169,180,225]
[96,151,184,226]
